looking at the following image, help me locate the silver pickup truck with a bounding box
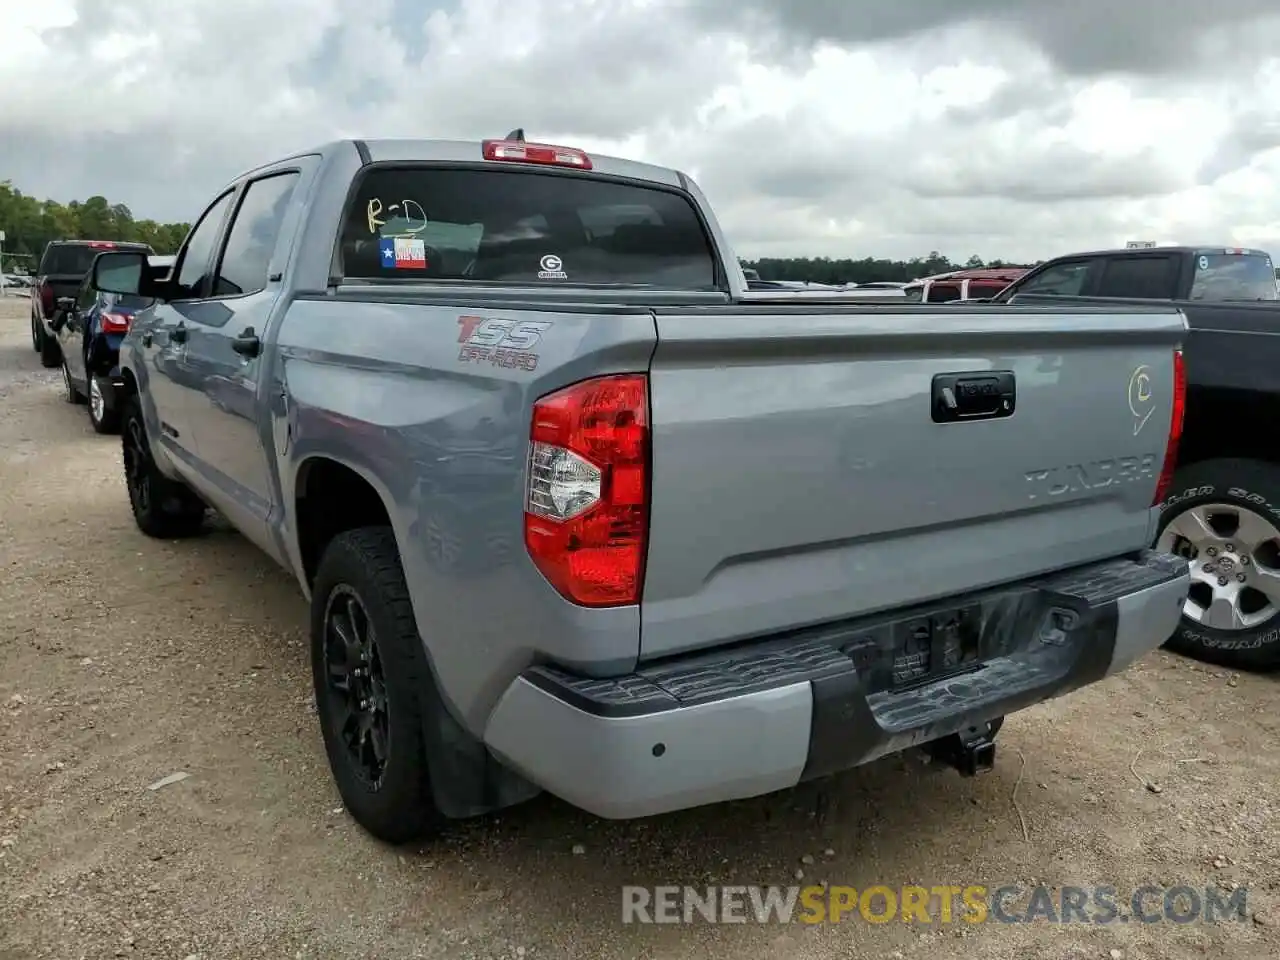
[89,135,1192,843]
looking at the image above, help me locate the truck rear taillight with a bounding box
[524,374,649,607]
[38,279,54,316]
[1153,348,1186,506]
[482,138,593,170]
[100,312,132,333]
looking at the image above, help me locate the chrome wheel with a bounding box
[89,376,105,423]
[1157,502,1280,630]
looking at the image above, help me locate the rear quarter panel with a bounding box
[271,295,657,734]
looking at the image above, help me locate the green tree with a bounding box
[0,179,190,272]
[738,252,1036,286]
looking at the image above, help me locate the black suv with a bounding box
[30,240,153,367]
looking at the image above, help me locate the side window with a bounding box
[1095,256,1175,299]
[174,191,235,298]
[1014,260,1093,297]
[76,277,96,311]
[966,283,1005,299]
[929,283,961,302]
[212,172,301,297]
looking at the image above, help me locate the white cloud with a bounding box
[3,0,1280,262]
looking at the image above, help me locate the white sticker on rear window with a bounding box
[537,254,567,280]
[1198,255,1208,270]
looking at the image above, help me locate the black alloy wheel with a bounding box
[119,394,205,538]
[321,585,392,788]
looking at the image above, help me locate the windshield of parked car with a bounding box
[1188,252,1278,301]
[340,167,719,289]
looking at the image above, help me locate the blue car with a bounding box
[53,278,156,434]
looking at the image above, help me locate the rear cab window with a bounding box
[339,167,719,289]
[1188,250,1278,301]
[39,242,153,276]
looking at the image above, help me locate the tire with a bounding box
[1155,458,1280,671]
[61,358,85,404]
[31,314,42,352]
[119,393,206,538]
[88,375,121,434]
[40,328,62,368]
[311,527,444,844]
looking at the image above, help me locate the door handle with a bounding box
[231,327,261,358]
[170,323,188,344]
[931,371,1016,423]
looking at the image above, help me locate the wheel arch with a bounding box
[293,454,397,591]
[293,454,542,821]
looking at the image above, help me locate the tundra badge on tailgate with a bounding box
[457,315,552,372]
[1024,454,1158,500]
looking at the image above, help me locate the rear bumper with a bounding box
[484,551,1189,820]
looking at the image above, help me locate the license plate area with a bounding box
[891,604,984,688]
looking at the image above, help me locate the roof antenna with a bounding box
[505,128,525,142]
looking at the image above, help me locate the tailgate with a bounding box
[640,304,1186,660]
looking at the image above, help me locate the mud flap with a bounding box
[419,676,541,819]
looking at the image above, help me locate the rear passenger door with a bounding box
[58,277,97,385]
[142,190,236,472]
[1093,254,1180,299]
[183,165,307,556]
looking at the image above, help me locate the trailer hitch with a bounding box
[923,722,998,777]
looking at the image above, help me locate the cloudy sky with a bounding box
[4,0,1280,262]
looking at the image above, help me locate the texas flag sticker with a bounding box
[378,237,427,269]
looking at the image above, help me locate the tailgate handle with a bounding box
[932,371,1015,423]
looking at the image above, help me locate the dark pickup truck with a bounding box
[30,239,153,368]
[989,246,1280,670]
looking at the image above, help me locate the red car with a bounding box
[903,267,1030,303]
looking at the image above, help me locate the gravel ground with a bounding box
[1,295,1278,960]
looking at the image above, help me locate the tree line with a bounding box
[740,252,1035,285]
[2,179,1033,283]
[0,181,190,271]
